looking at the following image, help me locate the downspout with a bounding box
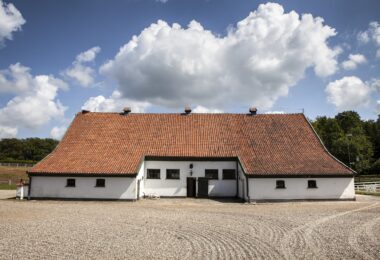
[245,174,250,202]
[28,174,32,200]
[235,161,239,198]
[237,158,251,202]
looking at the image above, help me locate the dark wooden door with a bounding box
[187,177,196,197]
[198,178,209,198]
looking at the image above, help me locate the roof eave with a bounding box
[28,172,138,177]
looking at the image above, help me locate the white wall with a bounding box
[249,177,355,201]
[143,161,237,197]
[30,176,137,200]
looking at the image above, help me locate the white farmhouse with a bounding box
[28,107,355,202]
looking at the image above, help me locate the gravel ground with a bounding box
[0,193,379,260]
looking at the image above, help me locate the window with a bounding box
[95,179,105,187]
[66,178,75,187]
[222,169,236,180]
[205,169,218,180]
[147,169,160,179]
[276,180,286,189]
[308,180,317,189]
[166,169,180,179]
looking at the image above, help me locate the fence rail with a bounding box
[0,162,34,167]
[0,180,12,185]
[354,181,380,192]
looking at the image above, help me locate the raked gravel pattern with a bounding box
[0,195,379,259]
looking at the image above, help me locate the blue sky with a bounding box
[0,0,380,139]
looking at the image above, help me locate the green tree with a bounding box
[334,112,373,172]
[312,116,344,153]
[313,111,374,173]
[0,138,59,162]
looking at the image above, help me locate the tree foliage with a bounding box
[312,111,377,174]
[0,138,59,163]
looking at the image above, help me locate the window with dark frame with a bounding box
[308,180,317,189]
[276,180,286,189]
[205,169,218,179]
[222,169,236,180]
[95,179,105,187]
[166,169,180,179]
[147,169,161,179]
[66,178,75,187]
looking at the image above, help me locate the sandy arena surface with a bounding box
[0,192,379,260]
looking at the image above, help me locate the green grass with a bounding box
[356,190,380,196]
[0,166,29,189]
[355,191,380,196]
[0,183,17,190]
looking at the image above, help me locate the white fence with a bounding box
[355,182,380,192]
[0,162,34,167]
[0,180,12,185]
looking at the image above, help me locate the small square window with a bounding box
[205,169,218,179]
[147,169,160,179]
[166,169,180,179]
[96,179,105,187]
[308,180,317,189]
[276,180,286,189]
[222,169,236,180]
[66,178,75,187]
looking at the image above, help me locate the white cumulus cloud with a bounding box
[325,76,371,111]
[64,46,101,87]
[341,54,367,70]
[50,126,67,140]
[376,100,380,114]
[0,63,33,93]
[0,0,25,46]
[100,3,339,110]
[369,78,380,92]
[192,105,223,113]
[358,21,380,57]
[0,63,67,138]
[0,126,17,139]
[265,111,285,114]
[82,90,151,113]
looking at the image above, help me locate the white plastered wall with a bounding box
[248,177,355,200]
[143,161,237,197]
[30,176,137,200]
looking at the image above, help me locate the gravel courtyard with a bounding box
[0,194,379,260]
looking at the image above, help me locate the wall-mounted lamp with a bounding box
[189,163,193,169]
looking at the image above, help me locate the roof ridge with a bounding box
[78,111,304,116]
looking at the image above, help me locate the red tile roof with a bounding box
[29,112,354,176]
